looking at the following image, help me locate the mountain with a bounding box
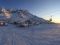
[0,8,54,27]
[9,9,54,26]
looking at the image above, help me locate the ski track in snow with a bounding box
[0,24,60,45]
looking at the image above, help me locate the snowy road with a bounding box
[0,24,60,45]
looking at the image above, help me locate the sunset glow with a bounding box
[2,8,11,18]
[4,12,11,18]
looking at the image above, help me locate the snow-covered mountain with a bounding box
[10,9,53,24]
[0,8,54,26]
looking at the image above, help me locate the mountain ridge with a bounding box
[0,8,55,27]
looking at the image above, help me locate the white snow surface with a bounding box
[0,24,60,45]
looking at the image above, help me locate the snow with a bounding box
[0,24,60,45]
[10,9,48,24]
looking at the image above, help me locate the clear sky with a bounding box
[0,0,60,23]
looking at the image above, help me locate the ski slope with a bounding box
[0,24,60,45]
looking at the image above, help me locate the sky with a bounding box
[0,0,60,23]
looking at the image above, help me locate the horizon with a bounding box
[0,0,60,23]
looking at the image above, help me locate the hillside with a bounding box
[0,8,55,27]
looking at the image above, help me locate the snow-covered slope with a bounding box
[10,9,50,24]
[0,24,59,45]
[0,8,54,25]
